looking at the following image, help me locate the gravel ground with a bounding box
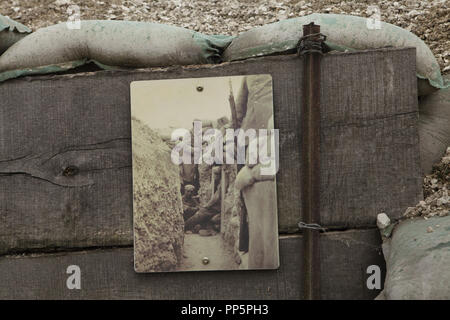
[404,147,450,219]
[1,0,449,73]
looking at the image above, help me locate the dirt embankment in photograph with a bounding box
[132,117,185,272]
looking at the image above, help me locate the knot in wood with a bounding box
[63,165,79,177]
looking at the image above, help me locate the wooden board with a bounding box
[0,230,385,300]
[0,48,422,254]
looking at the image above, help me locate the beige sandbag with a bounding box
[224,13,448,96]
[0,20,233,78]
[382,216,450,299]
[419,78,450,173]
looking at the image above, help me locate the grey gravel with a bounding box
[404,147,450,219]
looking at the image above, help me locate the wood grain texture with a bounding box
[0,230,385,300]
[0,48,422,253]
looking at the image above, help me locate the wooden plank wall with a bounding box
[0,231,385,300]
[0,48,422,299]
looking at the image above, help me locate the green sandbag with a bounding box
[382,216,450,299]
[223,13,449,96]
[0,20,233,82]
[0,14,31,54]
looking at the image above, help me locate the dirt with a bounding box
[1,0,448,73]
[132,117,185,272]
[404,147,450,219]
[177,233,239,271]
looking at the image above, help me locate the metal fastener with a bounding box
[202,257,209,265]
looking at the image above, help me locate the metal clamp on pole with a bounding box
[297,32,327,56]
[298,22,324,300]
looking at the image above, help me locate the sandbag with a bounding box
[223,13,448,96]
[0,20,233,82]
[0,14,31,54]
[382,216,450,299]
[419,79,450,173]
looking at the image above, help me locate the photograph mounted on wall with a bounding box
[131,75,280,272]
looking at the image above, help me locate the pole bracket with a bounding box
[297,31,327,55]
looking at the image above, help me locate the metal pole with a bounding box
[299,22,323,300]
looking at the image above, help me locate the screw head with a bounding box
[196,86,204,92]
[202,257,209,265]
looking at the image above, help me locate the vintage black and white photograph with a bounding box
[131,75,279,272]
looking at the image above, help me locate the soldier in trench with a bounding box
[184,165,222,234]
[179,124,202,195]
[231,75,279,269]
[182,113,231,234]
[179,143,200,196]
[234,145,278,269]
[182,184,199,221]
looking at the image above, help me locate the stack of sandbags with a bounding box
[377,147,449,299]
[1,14,447,97]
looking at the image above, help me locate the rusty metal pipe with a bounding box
[299,22,323,300]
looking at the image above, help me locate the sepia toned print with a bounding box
[131,75,279,272]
